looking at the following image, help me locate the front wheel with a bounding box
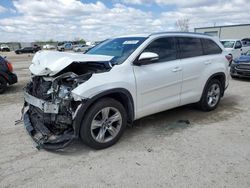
[80,98,127,149]
[197,79,222,111]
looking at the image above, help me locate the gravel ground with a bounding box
[0,52,250,188]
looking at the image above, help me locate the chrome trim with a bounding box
[24,91,59,114]
[235,67,250,72]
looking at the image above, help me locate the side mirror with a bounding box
[137,52,159,65]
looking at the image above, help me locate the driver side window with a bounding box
[143,37,177,62]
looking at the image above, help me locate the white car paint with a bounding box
[43,44,56,50]
[30,32,229,120]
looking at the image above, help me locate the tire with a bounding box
[231,75,238,79]
[197,78,222,111]
[0,76,7,94]
[80,98,127,149]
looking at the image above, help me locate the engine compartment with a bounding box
[23,61,112,149]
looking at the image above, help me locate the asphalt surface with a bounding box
[0,52,250,188]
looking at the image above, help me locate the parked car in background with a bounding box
[33,44,41,52]
[241,38,250,47]
[230,50,250,78]
[43,44,56,50]
[15,47,39,54]
[221,39,250,60]
[0,44,10,52]
[73,44,92,52]
[0,55,17,93]
[57,42,73,51]
[23,32,229,150]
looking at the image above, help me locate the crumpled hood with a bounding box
[30,51,114,76]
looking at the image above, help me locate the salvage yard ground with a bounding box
[0,52,250,188]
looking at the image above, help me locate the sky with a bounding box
[0,0,249,42]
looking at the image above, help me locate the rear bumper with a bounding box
[7,73,18,85]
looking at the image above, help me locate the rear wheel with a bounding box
[80,98,127,149]
[0,76,7,94]
[197,78,222,111]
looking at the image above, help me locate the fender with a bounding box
[73,88,135,137]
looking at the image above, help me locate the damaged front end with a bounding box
[22,54,113,150]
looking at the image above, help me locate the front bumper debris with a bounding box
[24,91,59,114]
[23,110,75,150]
[23,84,77,150]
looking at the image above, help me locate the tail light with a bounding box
[7,62,13,72]
[225,55,232,66]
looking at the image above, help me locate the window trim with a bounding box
[176,36,204,59]
[134,36,179,65]
[201,38,222,55]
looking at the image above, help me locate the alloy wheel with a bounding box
[90,107,122,143]
[207,83,221,108]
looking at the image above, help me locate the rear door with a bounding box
[178,37,223,105]
[177,37,207,105]
[133,37,182,118]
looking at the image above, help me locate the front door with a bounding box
[133,37,182,118]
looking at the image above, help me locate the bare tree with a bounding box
[175,18,190,32]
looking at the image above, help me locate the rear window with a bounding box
[202,39,222,55]
[178,37,203,58]
[24,47,32,50]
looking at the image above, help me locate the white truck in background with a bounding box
[220,39,250,60]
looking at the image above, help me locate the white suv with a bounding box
[23,32,229,150]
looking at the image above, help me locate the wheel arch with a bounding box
[73,88,135,137]
[201,72,226,100]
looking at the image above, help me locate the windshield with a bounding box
[221,41,235,48]
[86,37,146,64]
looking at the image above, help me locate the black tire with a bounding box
[197,78,223,111]
[231,75,238,79]
[80,98,127,149]
[0,76,7,94]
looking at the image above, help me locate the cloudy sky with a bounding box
[0,0,249,42]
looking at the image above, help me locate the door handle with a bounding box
[204,60,212,65]
[172,67,182,72]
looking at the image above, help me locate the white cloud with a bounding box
[0,0,249,42]
[0,5,7,13]
[120,0,219,7]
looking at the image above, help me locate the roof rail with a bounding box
[149,31,210,37]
